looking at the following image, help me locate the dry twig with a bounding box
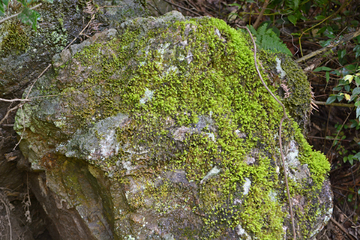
[296,28,360,63]
[331,217,357,240]
[314,100,355,108]
[252,0,269,30]
[162,0,201,16]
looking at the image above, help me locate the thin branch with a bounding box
[63,14,95,51]
[314,100,355,108]
[0,104,21,126]
[330,217,356,240]
[0,3,42,25]
[296,28,360,63]
[162,0,201,16]
[327,109,353,157]
[297,0,351,58]
[252,0,269,30]
[238,25,296,240]
[0,98,30,103]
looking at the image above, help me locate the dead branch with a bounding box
[296,27,360,63]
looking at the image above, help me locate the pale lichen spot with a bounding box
[200,166,221,184]
[276,57,286,79]
[243,177,251,195]
[139,88,155,104]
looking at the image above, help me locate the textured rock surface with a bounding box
[14,11,332,239]
[0,0,171,238]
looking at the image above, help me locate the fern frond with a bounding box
[248,24,292,55]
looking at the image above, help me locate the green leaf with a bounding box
[338,49,346,59]
[326,71,330,82]
[288,15,297,25]
[356,106,360,119]
[337,94,344,102]
[344,74,354,83]
[350,94,358,102]
[345,84,350,92]
[3,0,9,7]
[228,3,242,8]
[333,86,342,91]
[315,15,326,20]
[314,66,332,72]
[345,64,356,72]
[355,76,360,86]
[18,8,41,30]
[349,158,354,165]
[354,152,360,160]
[17,0,26,6]
[0,4,4,14]
[353,87,360,95]
[355,101,360,107]
[248,23,292,55]
[354,45,360,58]
[326,95,337,104]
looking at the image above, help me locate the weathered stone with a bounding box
[14,11,332,239]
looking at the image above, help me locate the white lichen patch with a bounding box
[236,224,251,240]
[162,65,178,77]
[99,129,119,158]
[200,166,221,184]
[62,113,128,162]
[285,140,312,182]
[269,190,277,202]
[204,132,216,142]
[157,42,171,55]
[243,178,251,195]
[140,88,155,104]
[276,57,286,79]
[286,140,299,168]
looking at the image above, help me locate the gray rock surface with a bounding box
[13,11,332,239]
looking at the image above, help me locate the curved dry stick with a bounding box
[239,26,296,239]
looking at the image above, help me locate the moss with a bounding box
[0,21,29,56]
[34,14,330,239]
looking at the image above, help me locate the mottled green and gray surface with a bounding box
[14,11,332,239]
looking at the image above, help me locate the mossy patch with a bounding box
[25,13,330,239]
[0,21,29,56]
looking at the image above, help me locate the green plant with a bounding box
[248,23,292,55]
[326,69,360,165]
[0,0,53,30]
[328,69,360,119]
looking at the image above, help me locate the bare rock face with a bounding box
[14,11,332,239]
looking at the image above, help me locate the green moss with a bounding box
[41,15,330,239]
[0,21,29,56]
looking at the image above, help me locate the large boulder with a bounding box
[0,0,169,238]
[14,11,332,239]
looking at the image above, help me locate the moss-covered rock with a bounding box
[14,11,332,239]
